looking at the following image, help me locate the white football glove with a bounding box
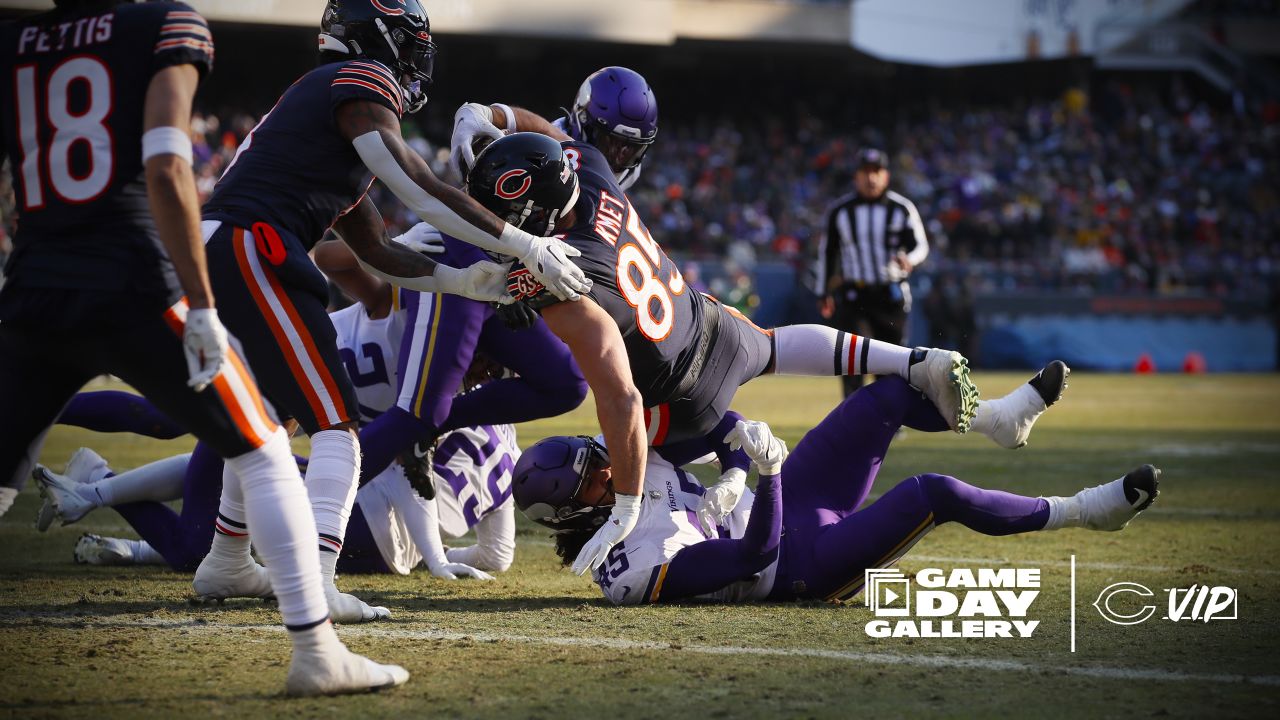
[392,222,446,255]
[726,420,788,476]
[450,102,505,179]
[432,260,515,304]
[697,466,747,537]
[571,492,641,576]
[428,561,496,581]
[183,307,229,392]
[519,235,592,302]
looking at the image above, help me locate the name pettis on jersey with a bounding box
[594,189,627,246]
[17,14,114,55]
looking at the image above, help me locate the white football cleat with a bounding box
[981,360,1070,449]
[192,551,275,602]
[75,533,133,566]
[1049,465,1161,532]
[326,584,392,623]
[65,447,110,485]
[286,646,409,697]
[906,348,979,433]
[33,466,96,531]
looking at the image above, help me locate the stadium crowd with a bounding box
[2,78,1275,303]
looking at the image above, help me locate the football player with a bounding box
[346,223,587,502]
[513,364,1161,605]
[463,131,987,577]
[0,0,404,695]
[36,245,517,581]
[450,65,658,190]
[193,0,588,623]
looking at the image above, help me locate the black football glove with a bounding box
[494,300,538,330]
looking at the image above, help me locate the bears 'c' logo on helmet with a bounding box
[495,169,533,200]
[370,0,406,16]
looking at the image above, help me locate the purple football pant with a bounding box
[61,390,188,439]
[358,288,586,484]
[111,442,224,572]
[769,376,1050,602]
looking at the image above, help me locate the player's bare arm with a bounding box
[142,63,228,392]
[541,298,647,574]
[331,196,510,303]
[143,64,212,310]
[495,106,572,142]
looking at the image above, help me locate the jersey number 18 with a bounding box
[13,57,115,209]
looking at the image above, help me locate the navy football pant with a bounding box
[205,221,358,435]
[647,298,774,446]
[0,290,278,491]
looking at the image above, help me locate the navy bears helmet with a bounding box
[319,0,436,113]
[466,132,581,238]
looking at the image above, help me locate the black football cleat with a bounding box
[1029,360,1070,408]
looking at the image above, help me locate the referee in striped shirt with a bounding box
[816,148,929,397]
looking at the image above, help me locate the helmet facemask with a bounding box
[373,17,435,114]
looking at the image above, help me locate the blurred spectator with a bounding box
[2,76,1274,305]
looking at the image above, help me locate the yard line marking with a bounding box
[906,555,1280,577]
[4,615,1277,688]
[1070,554,1076,653]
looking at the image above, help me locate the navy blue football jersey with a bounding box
[0,2,213,295]
[509,141,704,406]
[202,59,407,250]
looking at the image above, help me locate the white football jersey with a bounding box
[432,423,520,538]
[593,450,777,605]
[332,291,520,573]
[329,293,407,423]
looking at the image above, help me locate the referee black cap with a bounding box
[856,148,888,170]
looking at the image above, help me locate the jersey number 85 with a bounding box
[615,199,684,342]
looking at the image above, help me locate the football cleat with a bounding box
[907,348,979,433]
[403,440,437,500]
[191,552,275,602]
[74,533,133,565]
[1075,465,1161,531]
[983,360,1070,449]
[286,645,409,697]
[33,466,96,531]
[64,447,110,485]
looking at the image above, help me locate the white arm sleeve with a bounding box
[350,130,535,258]
[386,469,450,570]
[445,501,516,572]
[354,255,459,295]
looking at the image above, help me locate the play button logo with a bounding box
[865,568,911,616]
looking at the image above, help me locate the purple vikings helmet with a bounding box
[512,436,613,532]
[569,66,658,174]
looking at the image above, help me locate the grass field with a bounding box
[3,372,1279,719]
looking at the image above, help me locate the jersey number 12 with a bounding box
[14,57,115,209]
